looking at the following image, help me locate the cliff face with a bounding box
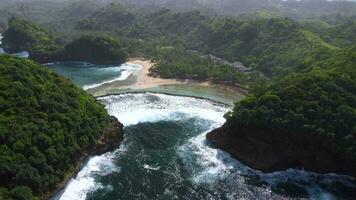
[207,124,356,177]
[89,116,124,155]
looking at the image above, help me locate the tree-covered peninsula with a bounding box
[0,55,124,200]
[2,18,127,65]
[207,65,356,177]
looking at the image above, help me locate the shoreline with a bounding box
[44,117,124,200]
[88,58,248,101]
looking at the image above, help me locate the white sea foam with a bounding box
[57,93,355,200]
[58,93,230,200]
[82,63,141,90]
[58,147,123,200]
[99,93,230,126]
[143,164,161,171]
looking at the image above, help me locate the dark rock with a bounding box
[88,116,124,155]
[207,124,356,177]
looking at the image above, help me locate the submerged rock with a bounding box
[207,124,356,178]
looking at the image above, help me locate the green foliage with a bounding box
[150,47,248,85]
[11,186,33,200]
[227,67,356,158]
[0,55,110,198]
[2,18,128,65]
[76,6,349,79]
[2,17,58,53]
[61,34,127,65]
[77,3,136,30]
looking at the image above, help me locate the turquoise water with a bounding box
[45,62,141,89]
[54,93,356,200]
[45,62,241,105]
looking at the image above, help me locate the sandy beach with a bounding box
[88,58,248,102]
[126,58,191,89]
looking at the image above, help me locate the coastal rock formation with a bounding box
[207,123,356,178]
[88,116,124,156]
[207,66,356,178]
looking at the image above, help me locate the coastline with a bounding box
[127,58,186,90]
[88,58,248,103]
[44,117,124,200]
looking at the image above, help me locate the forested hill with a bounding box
[207,63,356,176]
[74,5,355,79]
[119,0,356,16]
[1,3,354,81]
[0,55,123,200]
[1,18,128,65]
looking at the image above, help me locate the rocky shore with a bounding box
[207,124,356,178]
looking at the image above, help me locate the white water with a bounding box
[57,93,355,200]
[0,33,29,58]
[100,93,229,126]
[58,93,230,200]
[82,63,141,90]
[0,33,4,54]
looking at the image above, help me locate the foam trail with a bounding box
[57,93,355,200]
[58,93,230,200]
[58,147,124,200]
[82,63,141,90]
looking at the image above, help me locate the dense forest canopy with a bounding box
[225,65,356,159]
[69,3,355,80]
[2,18,128,64]
[0,0,354,199]
[0,55,111,199]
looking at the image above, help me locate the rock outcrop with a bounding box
[207,124,356,177]
[89,116,124,155]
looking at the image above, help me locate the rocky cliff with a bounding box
[207,124,356,177]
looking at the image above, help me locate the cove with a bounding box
[53,93,356,200]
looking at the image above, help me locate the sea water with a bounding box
[54,93,355,200]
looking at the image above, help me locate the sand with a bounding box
[88,58,248,98]
[126,58,190,89]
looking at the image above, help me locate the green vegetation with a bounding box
[225,65,356,159]
[61,34,127,65]
[73,6,354,80]
[149,47,249,85]
[77,3,136,30]
[0,55,111,199]
[2,17,59,53]
[3,3,354,82]
[2,18,128,65]
[0,0,355,178]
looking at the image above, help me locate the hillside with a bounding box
[2,18,128,65]
[2,17,58,53]
[0,55,124,200]
[207,64,356,176]
[75,5,353,79]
